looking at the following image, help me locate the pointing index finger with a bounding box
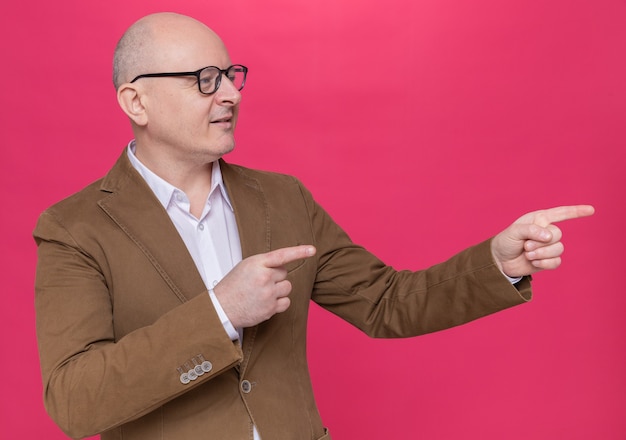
[534,205,595,227]
[263,245,316,268]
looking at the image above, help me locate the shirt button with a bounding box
[241,380,252,393]
[198,223,205,231]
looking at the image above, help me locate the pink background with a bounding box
[2,0,624,438]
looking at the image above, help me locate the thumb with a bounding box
[508,222,553,244]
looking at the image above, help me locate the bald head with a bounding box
[112,13,229,89]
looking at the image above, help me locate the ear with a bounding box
[117,84,148,126]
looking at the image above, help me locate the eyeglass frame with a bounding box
[129,64,248,95]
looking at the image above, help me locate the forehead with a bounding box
[151,20,232,70]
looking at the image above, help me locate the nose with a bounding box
[215,74,242,106]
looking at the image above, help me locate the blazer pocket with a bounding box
[283,243,313,274]
[285,257,307,274]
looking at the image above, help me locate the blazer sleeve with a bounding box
[299,181,532,338]
[34,210,244,439]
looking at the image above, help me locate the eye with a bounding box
[199,75,216,86]
[198,68,219,87]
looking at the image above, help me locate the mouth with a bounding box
[210,114,233,124]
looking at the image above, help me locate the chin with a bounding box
[210,140,236,160]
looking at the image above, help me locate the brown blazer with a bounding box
[34,151,531,439]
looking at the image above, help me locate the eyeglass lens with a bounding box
[199,66,246,94]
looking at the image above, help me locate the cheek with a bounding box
[149,91,215,134]
[171,106,211,135]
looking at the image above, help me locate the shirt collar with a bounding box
[126,140,234,212]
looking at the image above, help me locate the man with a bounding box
[34,12,593,440]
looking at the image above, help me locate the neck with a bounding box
[134,141,216,218]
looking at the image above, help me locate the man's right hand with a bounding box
[213,245,317,328]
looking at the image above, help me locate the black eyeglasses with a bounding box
[130,64,248,95]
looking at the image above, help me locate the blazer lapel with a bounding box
[220,160,270,260]
[220,160,271,368]
[97,151,207,303]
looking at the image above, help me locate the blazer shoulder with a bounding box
[221,161,310,198]
[37,177,105,220]
[35,150,139,231]
[222,161,301,184]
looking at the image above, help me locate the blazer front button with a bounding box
[241,380,252,393]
